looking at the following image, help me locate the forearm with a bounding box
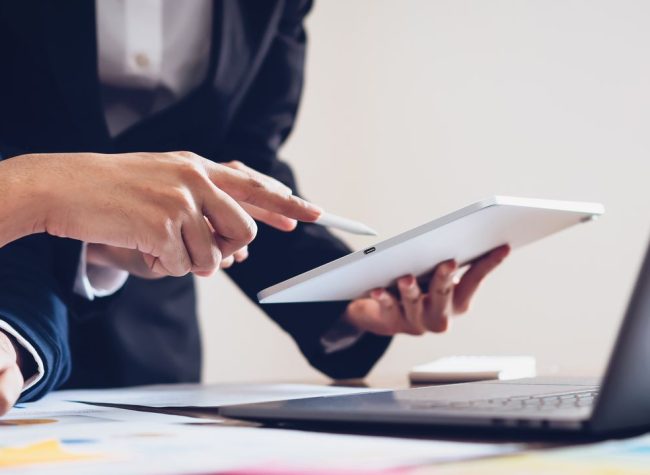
[0,155,47,248]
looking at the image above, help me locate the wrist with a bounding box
[0,155,48,246]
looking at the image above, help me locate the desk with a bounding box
[2,378,649,474]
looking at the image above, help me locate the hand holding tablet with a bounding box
[342,244,511,336]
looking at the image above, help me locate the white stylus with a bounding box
[314,212,378,236]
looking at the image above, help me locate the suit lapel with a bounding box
[40,0,110,148]
[37,0,282,150]
[212,0,284,116]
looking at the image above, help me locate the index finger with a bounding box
[204,161,322,223]
[201,182,258,257]
[223,160,293,195]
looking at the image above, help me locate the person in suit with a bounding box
[0,0,508,415]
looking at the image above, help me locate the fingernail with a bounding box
[371,289,383,299]
[303,200,323,216]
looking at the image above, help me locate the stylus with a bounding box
[315,212,378,236]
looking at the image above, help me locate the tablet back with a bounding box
[258,196,604,303]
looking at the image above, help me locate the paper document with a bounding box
[52,383,384,408]
[1,384,520,474]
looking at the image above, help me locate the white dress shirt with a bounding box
[96,0,213,136]
[5,0,361,396]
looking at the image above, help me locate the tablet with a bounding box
[258,196,604,304]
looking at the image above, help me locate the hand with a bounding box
[6,152,321,277]
[343,245,510,336]
[83,159,306,278]
[0,331,24,416]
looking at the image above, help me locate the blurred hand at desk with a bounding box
[343,245,510,336]
[0,331,25,416]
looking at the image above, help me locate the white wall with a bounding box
[197,0,650,384]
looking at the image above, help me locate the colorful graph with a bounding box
[0,439,100,469]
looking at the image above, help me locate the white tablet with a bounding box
[258,196,604,304]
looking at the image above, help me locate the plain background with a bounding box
[197,0,650,384]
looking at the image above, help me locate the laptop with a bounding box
[221,240,650,436]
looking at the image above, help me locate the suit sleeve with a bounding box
[0,234,73,401]
[221,0,391,379]
[0,141,26,161]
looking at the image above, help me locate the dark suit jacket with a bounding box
[0,0,391,401]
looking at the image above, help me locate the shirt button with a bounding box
[134,53,150,70]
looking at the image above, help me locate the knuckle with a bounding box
[209,246,223,271]
[197,245,221,272]
[240,218,258,244]
[161,216,177,237]
[174,150,200,162]
[148,218,177,255]
[169,252,192,277]
[247,175,266,193]
[181,257,192,275]
[172,265,191,278]
[213,244,223,264]
[227,160,245,170]
[201,254,218,272]
[171,154,206,183]
[166,188,197,217]
[149,217,173,245]
[177,161,204,182]
[235,176,267,205]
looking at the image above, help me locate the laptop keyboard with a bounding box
[410,389,599,413]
